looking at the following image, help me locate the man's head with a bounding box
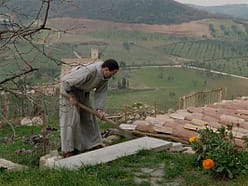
[101,59,119,79]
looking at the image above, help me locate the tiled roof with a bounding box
[126,97,248,147]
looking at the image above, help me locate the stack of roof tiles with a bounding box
[124,97,248,147]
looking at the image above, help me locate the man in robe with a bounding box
[59,59,119,158]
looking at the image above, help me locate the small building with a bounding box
[60,48,101,79]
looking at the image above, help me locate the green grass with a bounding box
[1,134,248,186]
[106,67,248,112]
[2,26,248,85]
[2,67,247,119]
[1,20,248,185]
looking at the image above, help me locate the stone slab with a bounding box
[52,137,172,170]
[119,123,136,130]
[0,158,27,171]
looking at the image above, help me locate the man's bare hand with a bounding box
[96,109,105,120]
[68,95,77,106]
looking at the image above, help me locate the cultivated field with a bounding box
[106,67,248,112]
[1,17,248,117]
[47,17,212,38]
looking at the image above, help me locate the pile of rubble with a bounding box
[107,102,165,124]
[120,97,248,147]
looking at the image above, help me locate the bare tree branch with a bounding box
[0,67,38,85]
[0,0,57,86]
[0,0,51,48]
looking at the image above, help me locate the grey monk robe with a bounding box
[59,61,108,153]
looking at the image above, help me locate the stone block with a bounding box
[39,150,63,168]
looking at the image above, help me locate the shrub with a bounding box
[190,126,248,179]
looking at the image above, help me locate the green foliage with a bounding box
[190,127,248,179]
[91,27,248,76]
[117,78,129,89]
[2,123,248,185]
[162,39,248,61]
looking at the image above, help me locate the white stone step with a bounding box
[52,137,172,170]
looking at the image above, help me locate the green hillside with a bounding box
[58,0,218,24]
[2,26,248,85]
[1,0,218,24]
[1,1,248,115]
[106,67,248,111]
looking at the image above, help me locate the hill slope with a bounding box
[193,4,248,19]
[56,0,218,24]
[1,0,219,24]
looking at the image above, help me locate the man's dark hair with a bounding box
[102,59,119,71]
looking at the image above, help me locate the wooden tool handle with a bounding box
[61,93,134,139]
[61,93,118,127]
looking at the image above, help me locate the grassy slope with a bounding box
[106,67,248,112]
[1,125,248,185]
[2,20,248,112]
[1,2,248,184]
